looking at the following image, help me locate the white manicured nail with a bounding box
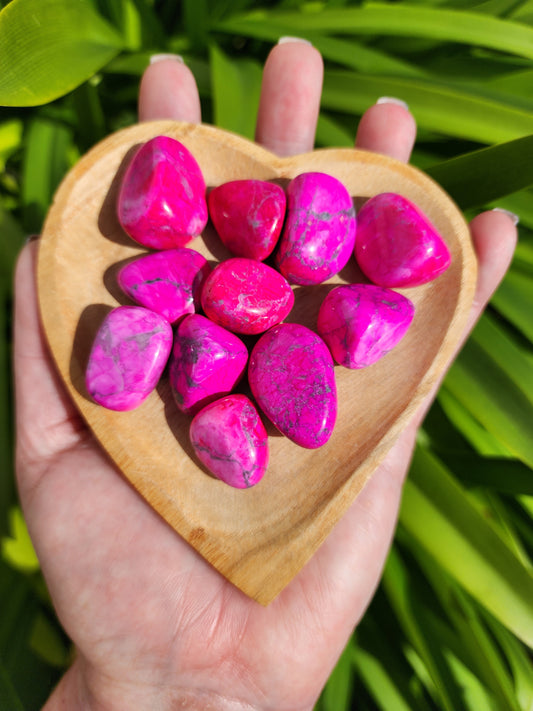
[492,208,519,226]
[150,53,184,65]
[277,36,313,46]
[376,97,409,111]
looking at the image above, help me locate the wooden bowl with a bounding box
[38,121,477,604]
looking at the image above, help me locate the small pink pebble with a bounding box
[85,305,173,411]
[208,179,286,261]
[117,247,211,323]
[201,257,294,335]
[249,323,337,449]
[190,395,268,488]
[355,192,451,287]
[117,135,207,249]
[169,314,248,415]
[275,172,356,285]
[317,284,415,369]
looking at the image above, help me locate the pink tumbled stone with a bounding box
[85,305,172,411]
[208,179,286,261]
[249,323,337,449]
[275,172,356,285]
[317,284,415,369]
[355,192,451,287]
[169,314,248,415]
[190,395,268,489]
[117,135,207,249]
[201,257,294,335]
[117,247,211,323]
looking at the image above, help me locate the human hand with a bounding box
[14,41,517,711]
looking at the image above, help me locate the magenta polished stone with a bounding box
[208,179,286,261]
[169,314,248,415]
[317,284,415,369]
[249,323,337,448]
[86,305,172,411]
[201,257,294,335]
[355,192,451,288]
[190,395,268,488]
[275,172,356,285]
[117,247,211,324]
[117,135,208,250]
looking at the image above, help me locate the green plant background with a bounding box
[1,0,533,709]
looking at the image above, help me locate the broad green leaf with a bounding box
[1,507,40,573]
[441,452,533,496]
[316,114,353,148]
[0,662,24,711]
[209,44,262,140]
[29,613,70,667]
[400,445,533,646]
[216,3,533,60]
[426,135,533,209]
[0,0,123,106]
[321,71,533,144]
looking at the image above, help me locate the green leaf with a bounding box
[491,268,533,342]
[209,44,262,140]
[353,645,415,711]
[441,452,533,496]
[183,0,209,53]
[0,0,124,107]
[426,135,533,209]
[319,638,354,711]
[1,507,40,573]
[400,445,533,646]
[216,3,533,60]
[321,70,533,144]
[0,661,24,711]
[0,119,22,171]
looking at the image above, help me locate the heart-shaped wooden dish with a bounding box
[38,120,476,604]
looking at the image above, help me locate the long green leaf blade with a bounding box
[426,135,533,209]
[400,445,533,646]
[0,0,124,106]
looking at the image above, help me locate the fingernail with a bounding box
[376,97,409,111]
[150,53,184,65]
[277,36,313,46]
[25,234,40,244]
[492,208,519,226]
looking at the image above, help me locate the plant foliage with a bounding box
[1,0,532,708]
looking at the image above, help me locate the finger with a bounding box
[138,55,201,123]
[467,209,518,329]
[14,243,87,485]
[255,38,324,156]
[355,98,417,163]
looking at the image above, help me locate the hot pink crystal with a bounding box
[117,135,208,249]
[208,179,286,261]
[190,395,268,489]
[85,305,172,411]
[248,323,337,449]
[117,247,211,323]
[355,192,451,287]
[275,172,356,285]
[169,314,248,415]
[317,284,415,369]
[201,257,294,335]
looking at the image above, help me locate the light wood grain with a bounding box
[37,121,477,604]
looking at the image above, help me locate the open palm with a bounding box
[14,42,516,711]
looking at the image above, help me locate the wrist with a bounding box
[42,659,268,711]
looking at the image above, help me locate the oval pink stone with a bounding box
[275,172,356,285]
[355,192,451,287]
[117,135,208,249]
[85,305,172,411]
[190,395,268,489]
[117,247,211,324]
[201,257,294,335]
[248,323,337,449]
[169,314,248,415]
[208,179,286,261]
[317,284,415,369]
